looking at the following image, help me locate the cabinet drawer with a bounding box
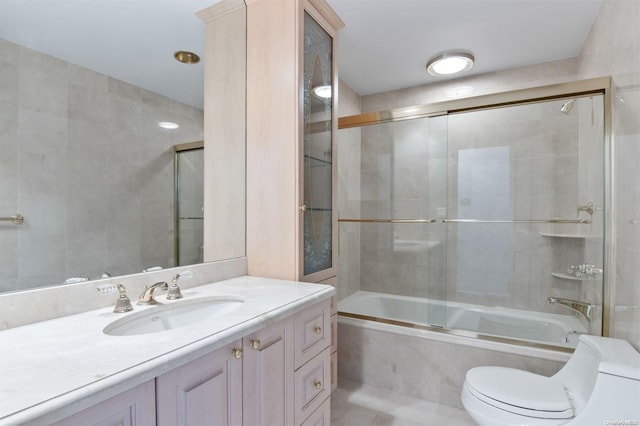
[300,398,330,426]
[295,300,331,368]
[294,347,331,425]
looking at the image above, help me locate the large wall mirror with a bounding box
[0,0,218,293]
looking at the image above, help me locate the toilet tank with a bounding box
[553,335,640,413]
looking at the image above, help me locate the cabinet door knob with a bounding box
[250,339,261,350]
[313,326,322,335]
[299,205,307,212]
[314,381,322,390]
[232,348,243,359]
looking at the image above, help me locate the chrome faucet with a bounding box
[548,297,594,321]
[138,281,168,305]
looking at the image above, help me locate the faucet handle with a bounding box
[97,283,133,313]
[166,273,183,300]
[113,284,134,313]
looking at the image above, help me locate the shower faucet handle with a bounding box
[577,202,594,216]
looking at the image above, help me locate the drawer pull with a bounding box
[314,381,322,390]
[313,326,322,335]
[250,339,261,350]
[232,348,243,359]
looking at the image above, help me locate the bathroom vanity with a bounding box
[0,276,334,425]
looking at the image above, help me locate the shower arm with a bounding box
[548,297,594,322]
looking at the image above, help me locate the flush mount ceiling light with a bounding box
[158,121,179,129]
[426,52,474,76]
[311,85,332,99]
[173,51,200,64]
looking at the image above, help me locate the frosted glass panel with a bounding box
[303,12,333,276]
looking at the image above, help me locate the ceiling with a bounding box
[330,0,603,96]
[0,0,603,109]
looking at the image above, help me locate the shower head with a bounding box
[560,99,575,114]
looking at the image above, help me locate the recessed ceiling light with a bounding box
[158,122,179,129]
[311,85,332,99]
[426,52,474,76]
[174,51,200,64]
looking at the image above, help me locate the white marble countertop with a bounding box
[0,276,334,425]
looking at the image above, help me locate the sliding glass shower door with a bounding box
[445,95,605,341]
[337,84,607,348]
[339,114,449,328]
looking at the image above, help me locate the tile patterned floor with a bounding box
[331,380,475,426]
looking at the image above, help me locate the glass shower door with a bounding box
[444,95,605,344]
[337,114,449,328]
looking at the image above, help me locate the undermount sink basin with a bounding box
[103,296,244,336]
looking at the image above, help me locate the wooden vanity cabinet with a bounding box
[156,340,243,426]
[155,317,295,426]
[154,299,330,426]
[154,299,331,426]
[52,299,330,426]
[50,380,156,426]
[242,316,295,426]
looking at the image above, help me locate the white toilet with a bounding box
[461,335,640,425]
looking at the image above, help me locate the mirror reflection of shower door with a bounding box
[174,142,204,266]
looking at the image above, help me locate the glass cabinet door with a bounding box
[302,11,334,278]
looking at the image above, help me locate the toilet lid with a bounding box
[465,366,574,419]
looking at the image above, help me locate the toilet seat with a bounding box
[465,366,574,420]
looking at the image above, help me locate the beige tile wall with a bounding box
[578,0,640,349]
[337,320,566,409]
[337,80,362,301]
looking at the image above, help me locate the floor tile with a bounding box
[331,379,475,426]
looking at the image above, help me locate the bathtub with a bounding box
[338,291,587,349]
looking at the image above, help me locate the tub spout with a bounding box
[548,297,594,321]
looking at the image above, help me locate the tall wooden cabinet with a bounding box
[199,0,342,403]
[198,0,341,281]
[245,0,344,283]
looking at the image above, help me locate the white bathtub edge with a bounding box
[338,315,572,363]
